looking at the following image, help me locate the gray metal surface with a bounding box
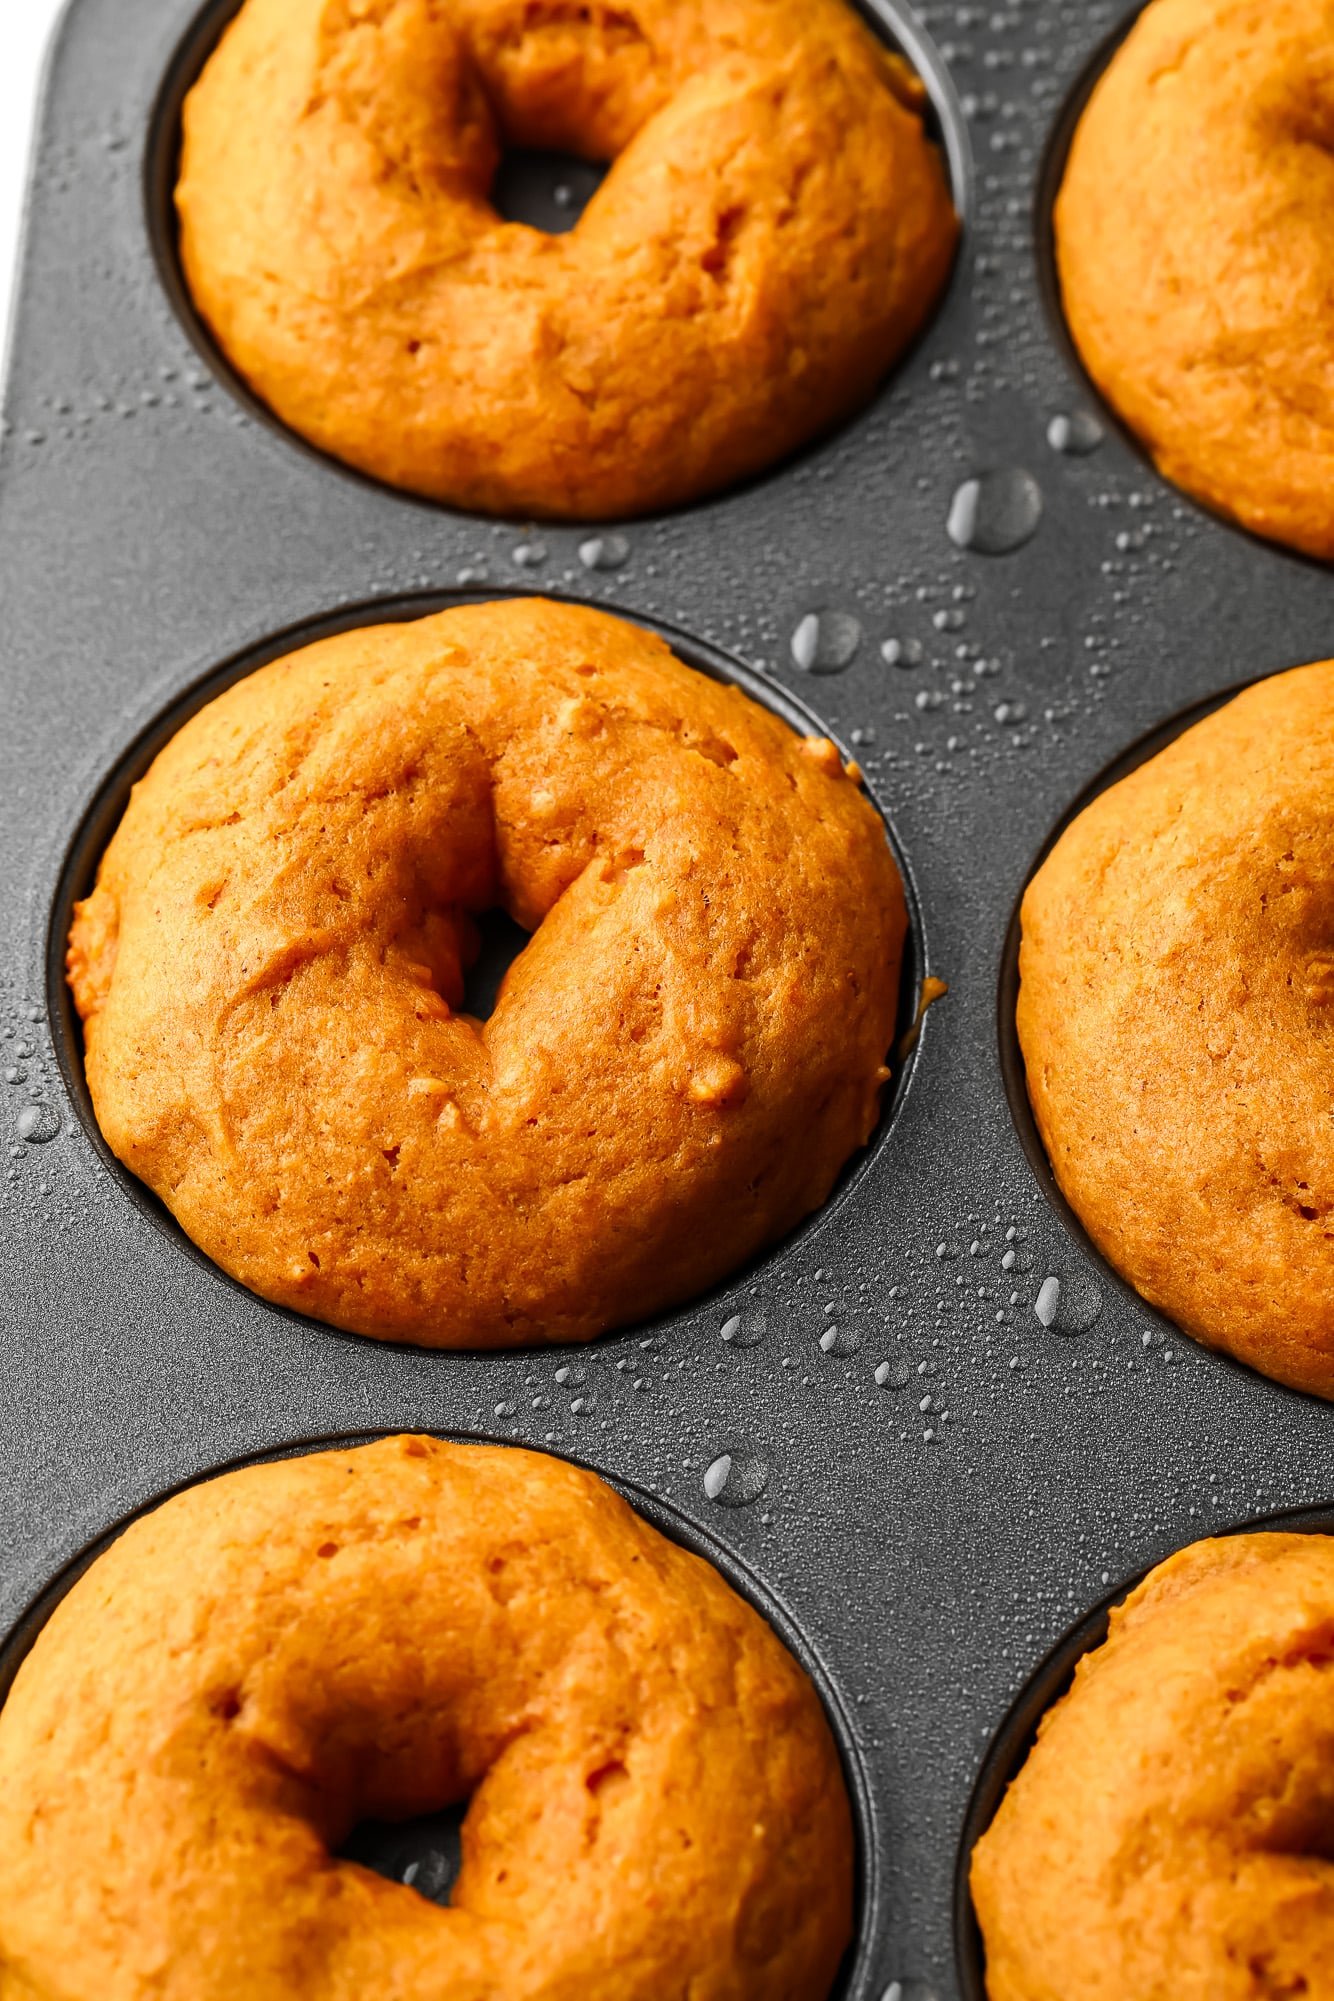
[1,0,1329,1994]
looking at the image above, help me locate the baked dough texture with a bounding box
[68,599,906,1350]
[972,1531,1334,2000]
[1056,0,1334,560]
[0,1435,855,2000]
[175,0,957,518]
[1018,663,1334,1398]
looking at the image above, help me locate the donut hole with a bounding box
[392,900,535,1029]
[462,907,531,1020]
[491,149,608,234]
[339,1800,466,1910]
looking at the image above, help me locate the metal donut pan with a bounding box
[1,1,1331,1995]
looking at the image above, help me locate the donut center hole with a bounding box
[491,149,608,233]
[462,907,530,1019]
[338,1800,467,1908]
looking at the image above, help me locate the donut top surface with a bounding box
[1056,0,1334,559]
[1018,662,1334,1398]
[68,599,907,1350]
[175,0,958,517]
[972,1531,1334,2000]
[0,1436,855,1999]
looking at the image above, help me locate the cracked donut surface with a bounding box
[68,598,905,1349]
[1056,0,1334,559]
[1017,662,1334,1397]
[972,1532,1334,2000]
[0,1435,855,2000]
[174,0,957,517]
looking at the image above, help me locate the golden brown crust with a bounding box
[0,1436,855,2000]
[1055,0,1334,560]
[175,0,957,518]
[67,598,906,1349]
[972,1532,1334,2000]
[1017,662,1334,1397]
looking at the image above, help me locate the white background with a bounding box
[0,1,69,356]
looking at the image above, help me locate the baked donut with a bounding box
[1055,0,1334,560]
[174,0,957,519]
[972,1531,1334,1999]
[68,598,906,1350]
[0,1435,855,1999]
[1018,663,1334,1396]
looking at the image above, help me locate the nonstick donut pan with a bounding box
[3,0,1332,1995]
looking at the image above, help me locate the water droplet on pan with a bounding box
[881,637,924,669]
[790,610,862,674]
[16,1104,59,1144]
[947,469,1043,555]
[403,1849,456,1900]
[578,533,631,572]
[720,1309,767,1348]
[703,1448,769,1506]
[1033,1277,1061,1327]
[1033,1272,1103,1336]
[1047,410,1104,456]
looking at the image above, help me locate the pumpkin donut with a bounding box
[174,0,958,518]
[1017,662,1334,1399]
[0,1435,856,2000]
[1055,0,1334,560]
[67,598,906,1350]
[972,1531,1334,2000]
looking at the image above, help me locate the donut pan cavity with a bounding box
[4,1,1334,1995]
[0,1431,878,1983]
[144,0,975,511]
[950,1497,1334,2000]
[45,589,929,1318]
[994,668,1294,1346]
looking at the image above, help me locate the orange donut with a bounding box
[175,0,958,517]
[973,1532,1334,1998]
[0,1437,856,1999]
[1017,662,1334,1397]
[68,599,906,1349]
[1056,0,1334,558]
